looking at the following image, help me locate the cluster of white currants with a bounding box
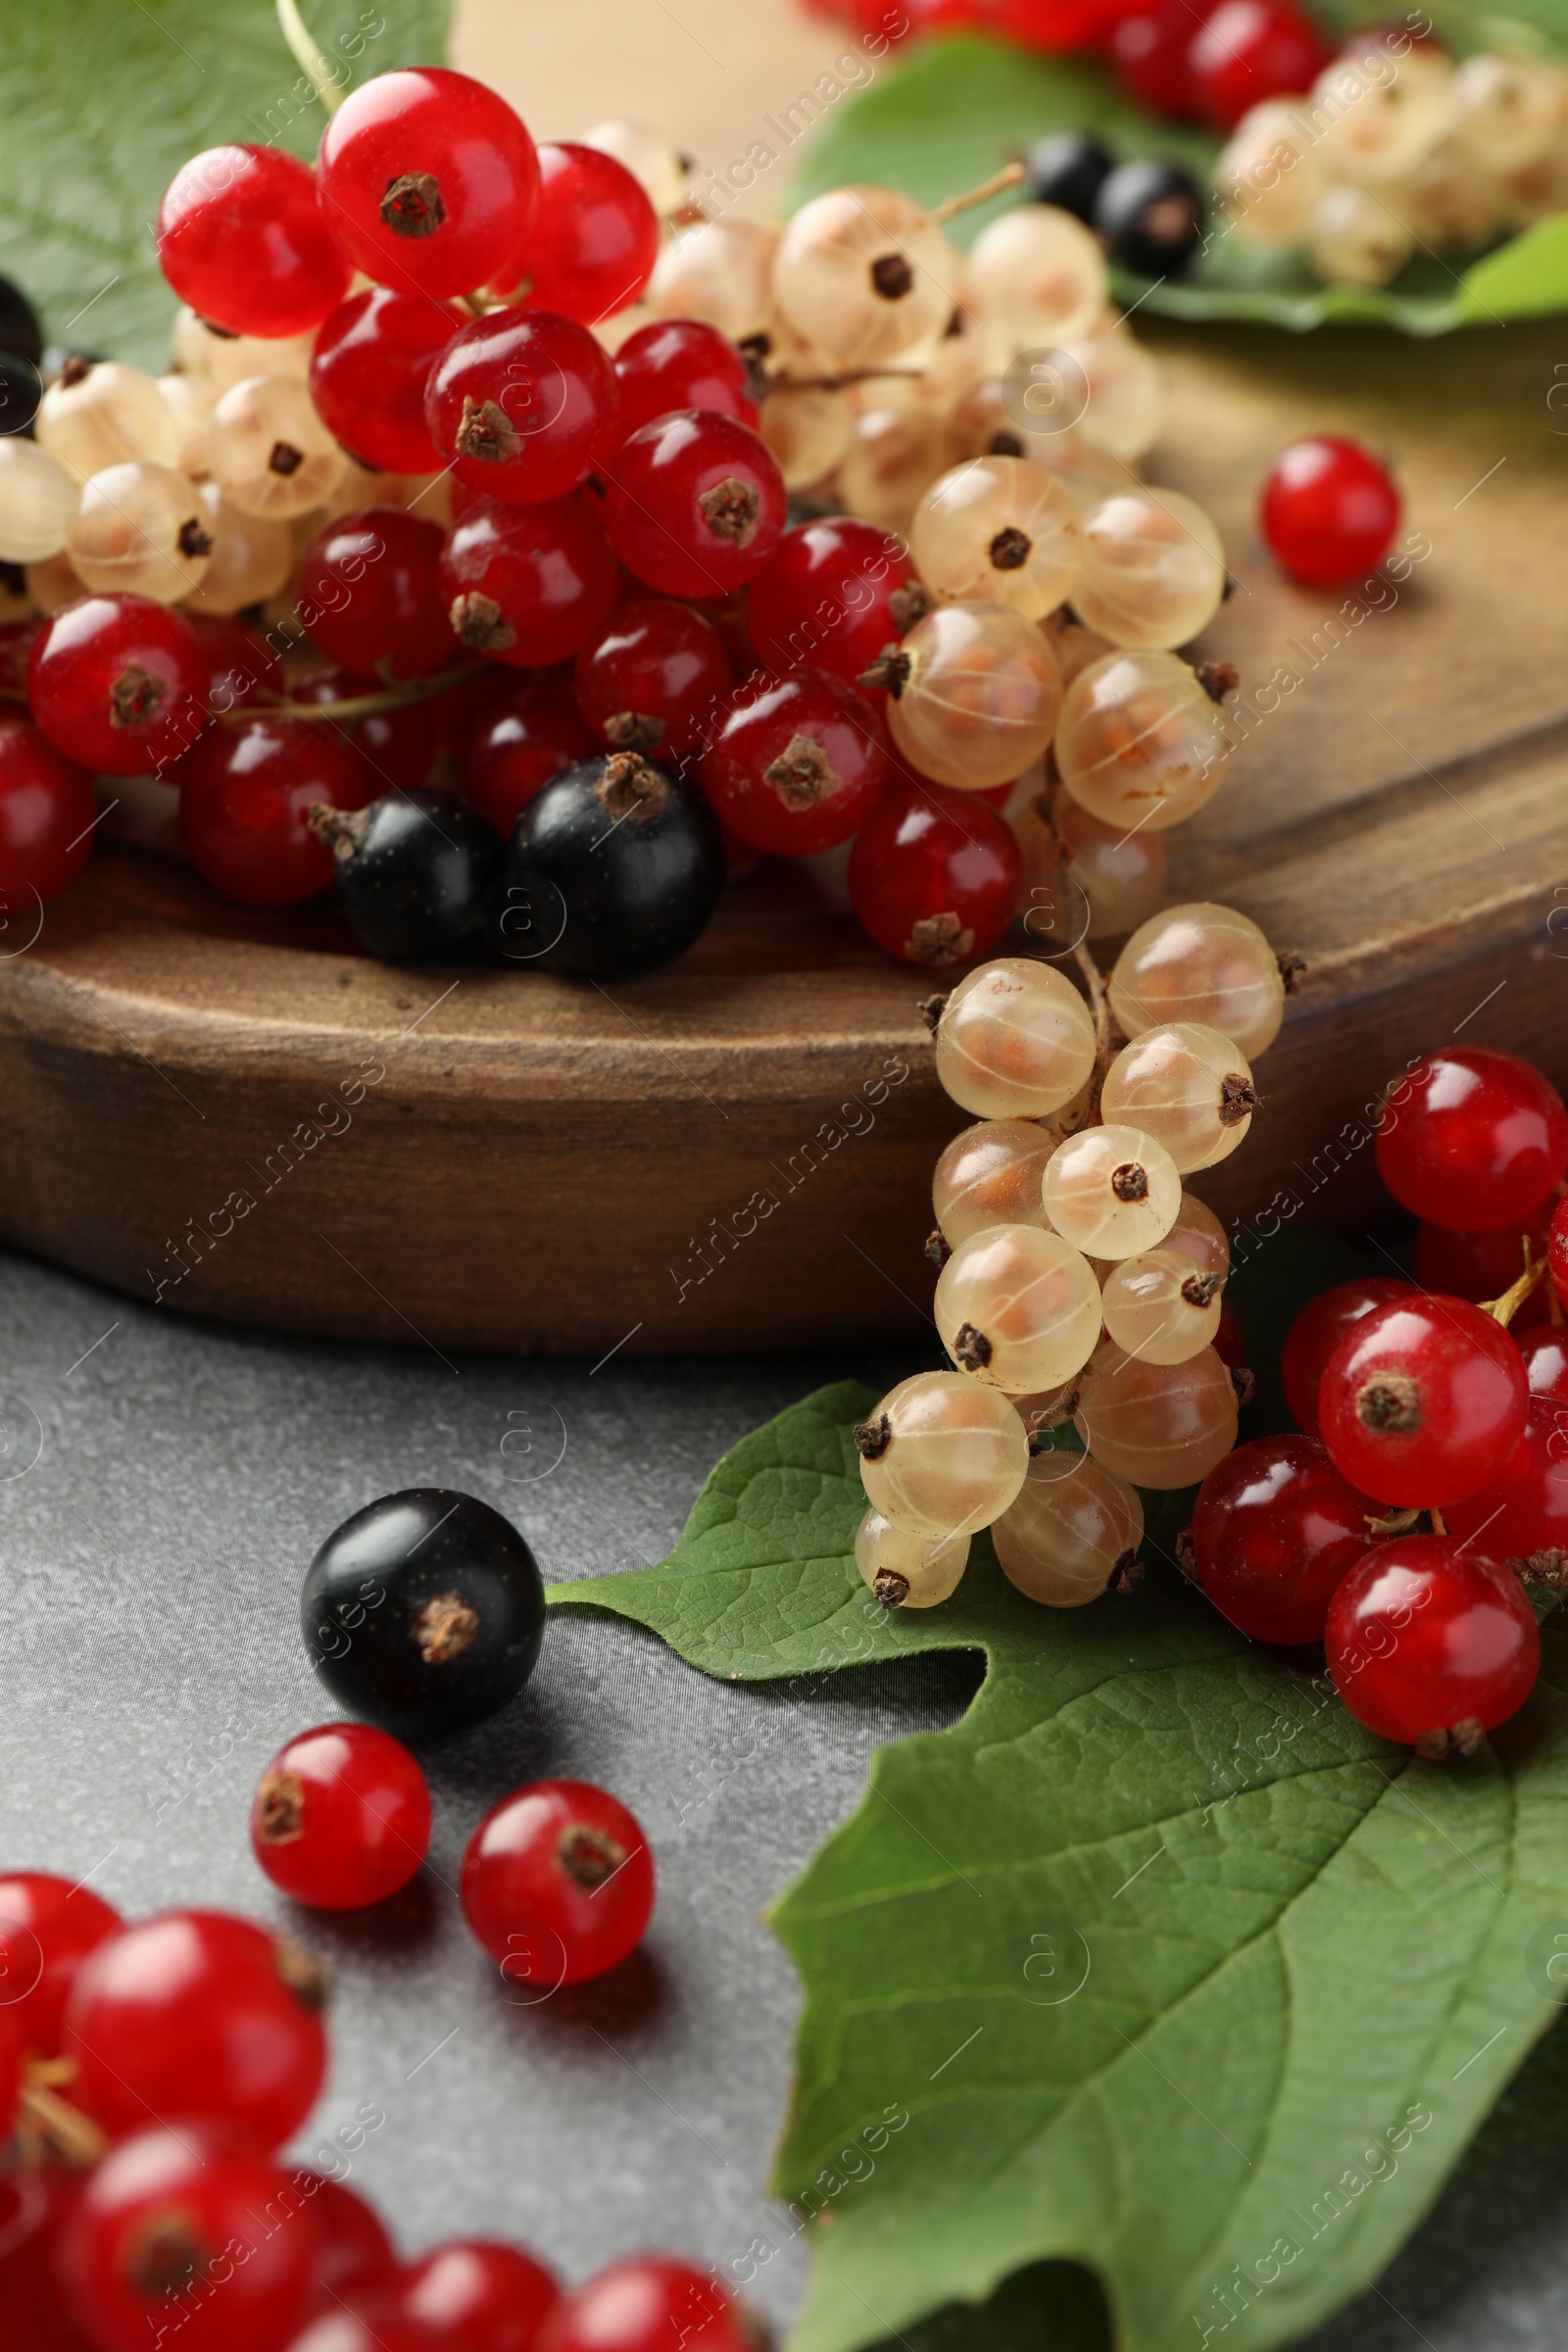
[1218,33,1568,287]
[854,900,1291,1614]
[0,319,451,623]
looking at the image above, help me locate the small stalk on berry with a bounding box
[931,160,1027,223]
[275,0,347,113]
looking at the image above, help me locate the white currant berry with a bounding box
[158,371,220,479]
[37,359,179,485]
[1055,649,1233,835]
[67,462,214,603]
[837,401,949,532]
[184,482,293,614]
[1162,1189,1230,1286]
[1101,1248,1224,1364]
[855,1371,1029,1539]
[932,1118,1061,1248]
[1308,183,1415,287]
[1315,41,1456,184]
[1057,328,1163,465]
[910,455,1081,620]
[773,185,956,368]
[885,601,1063,791]
[1042,1124,1183,1260]
[992,1446,1144,1606]
[1216,104,1326,245]
[855,1507,970,1608]
[1108,903,1286,1059]
[1014,790,1168,947]
[0,439,77,564]
[1074,487,1226,651]
[934,956,1099,1120]
[208,374,346,518]
[961,205,1107,357]
[648,218,781,343]
[935,1222,1102,1394]
[1101,1022,1257,1173]
[582,120,693,215]
[1073,1338,1239,1488]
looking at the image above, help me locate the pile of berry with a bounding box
[0,46,1323,977]
[1,1486,717,2352]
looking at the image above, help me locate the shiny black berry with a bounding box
[1095,159,1207,278]
[505,750,724,980]
[311,785,504,962]
[301,1489,546,1740]
[0,278,42,369]
[1024,132,1114,224]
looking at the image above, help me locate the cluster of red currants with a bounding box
[1190,1044,1568,1757]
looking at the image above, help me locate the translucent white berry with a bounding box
[934,956,1098,1120]
[67,462,213,602]
[582,121,692,215]
[1042,1123,1183,1260]
[1101,1248,1224,1363]
[910,455,1081,620]
[935,1222,1102,1394]
[932,1118,1060,1247]
[856,1371,1029,1538]
[1055,650,1233,834]
[1074,488,1226,651]
[855,1507,970,1608]
[1100,1022,1257,1173]
[649,218,781,343]
[1073,1338,1239,1487]
[773,186,956,367]
[209,374,346,518]
[184,483,293,614]
[1108,903,1285,1059]
[37,359,178,485]
[992,1446,1144,1606]
[961,205,1107,357]
[886,600,1063,791]
[0,439,77,564]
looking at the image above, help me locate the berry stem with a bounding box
[1429,1503,1448,1536]
[14,2057,110,2170]
[1071,938,1112,1102]
[217,668,479,726]
[1481,1253,1548,1329]
[932,160,1026,223]
[274,0,346,114]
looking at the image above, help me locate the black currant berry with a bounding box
[311,785,504,963]
[1024,132,1114,224]
[0,354,40,439]
[506,750,724,980]
[301,1489,546,1740]
[1095,159,1207,278]
[0,278,42,369]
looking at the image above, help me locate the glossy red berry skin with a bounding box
[848,769,1019,968]
[461,1779,655,1990]
[1415,1206,1554,1329]
[59,2127,318,2352]
[1110,0,1211,116]
[1280,1277,1413,1438]
[575,598,733,764]
[1377,1047,1568,1233]
[510,143,661,323]
[1519,1325,1568,1409]
[1318,1294,1530,1508]
[746,516,920,690]
[181,717,374,906]
[0,1873,122,2057]
[317,68,539,299]
[187,612,283,717]
[439,493,618,668]
[0,719,98,906]
[159,145,352,337]
[424,311,618,506]
[0,2163,93,2352]
[66,1910,327,2148]
[293,667,439,799]
[1188,0,1332,129]
[539,2259,752,2352]
[251,1723,432,1911]
[1325,1536,1540,1746]
[701,667,887,856]
[604,411,787,599]
[27,596,208,779]
[399,2239,562,2352]
[1259,437,1401,586]
[299,2173,398,2307]
[612,319,759,443]
[310,288,466,475]
[287,2303,444,2352]
[1211,1295,1248,1372]
[1446,1406,1568,1564]
[460,676,597,831]
[298,507,458,681]
[1191,1436,1382,1646]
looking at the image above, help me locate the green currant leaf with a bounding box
[0,0,450,372]
[551,1228,1568,2352]
[789,32,1568,335]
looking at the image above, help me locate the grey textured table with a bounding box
[3,1246,1567,2350]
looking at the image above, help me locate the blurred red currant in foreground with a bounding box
[511,143,661,323]
[612,319,759,443]
[0,718,98,905]
[1188,0,1332,129]
[746,514,923,688]
[1260,437,1401,584]
[541,2259,755,2352]
[1325,1536,1539,1751]
[701,666,888,856]
[1376,1046,1568,1232]
[297,508,458,681]
[251,1723,432,1911]
[1191,1435,1382,1646]
[1280,1276,1413,1437]
[439,492,619,668]
[303,2173,398,2307]
[604,411,787,599]
[316,67,540,298]
[399,2238,562,2352]
[158,144,351,336]
[27,596,208,778]
[1317,1294,1528,1507]
[310,287,465,474]
[180,715,373,906]
[575,598,733,762]
[848,770,1020,968]
[1111,0,1211,117]
[460,676,597,832]
[0,1871,122,2056]
[461,1780,654,1989]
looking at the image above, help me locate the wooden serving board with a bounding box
[2,318,1565,1357]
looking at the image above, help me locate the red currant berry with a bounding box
[1187,0,1332,128]
[1325,1535,1540,1749]
[181,717,374,906]
[251,1723,432,1911]
[1191,1436,1383,1645]
[316,68,540,299]
[298,508,458,681]
[612,319,759,443]
[59,2126,318,2352]
[0,1872,122,2056]
[1259,437,1401,586]
[746,515,922,690]
[424,311,617,507]
[287,2303,443,2352]
[1414,1205,1554,1328]
[66,1910,327,2147]
[310,288,466,475]
[186,611,283,718]
[0,718,97,905]
[509,143,660,324]
[399,2239,561,2352]
[1377,1047,1568,1233]
[0,2005,20,2131]
[460,675,597,832]
[299,2173,397,2307]
[1110,0,1211,115]
[574,598,732,764]
[1318,1295,1529,1507]
[540,2260,753,2352]
[701,666,887,856]
[1446,1406,1568,1567]
[292,668,440,799]
[603,412,787,599]
[27,596,208,778]
[1280,1277,1413,1438]
[158,145,352,337]
[440,493,619,668]
[848,768,1019,968]
[461,1780,655,1990]
[0,2163,89,2352]
[1519,1324,1568,1409]
[1550,1194,1568,1318]
[1211,1295,1247,1372]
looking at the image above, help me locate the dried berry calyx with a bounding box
[906,912,973,967]
[381,171,446,237]
[412,1590,480,1664]
[698,475,760,544]
[854,1413,893,1460]
[1356,1373,1420,1433]
[1109,1160,1149,1202]
[989,524,1032,571]
[1218,1072,1259,1124]
[763,734,839,808]
[450,591,516,652]
[596,752,667,822]
[456,394,522,463]
[558,1823,625,1888]
[952,1320,993,1372]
